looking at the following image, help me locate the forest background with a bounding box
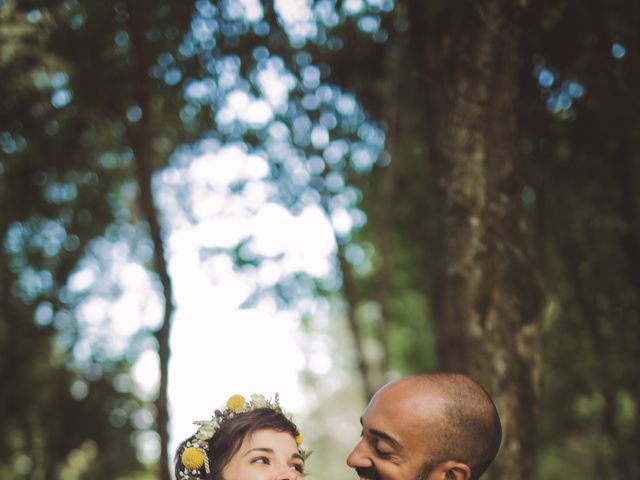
[1,0,639,479]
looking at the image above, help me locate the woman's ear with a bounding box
[430,460,471,480]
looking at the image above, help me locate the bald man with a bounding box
[347,373,502,480]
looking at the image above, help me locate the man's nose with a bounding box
[346,439,373,468]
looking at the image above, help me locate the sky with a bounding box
[69,143,339,464]
[67,0,370,465]
[161,160,337,455]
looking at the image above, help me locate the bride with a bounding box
[175,394,308,480]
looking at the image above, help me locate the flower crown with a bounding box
[178,393,308,479]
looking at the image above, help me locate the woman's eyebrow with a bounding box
[243,448,304,462]
[243,447,274,457]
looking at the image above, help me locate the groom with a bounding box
[347,373,502,480]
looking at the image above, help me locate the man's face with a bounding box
[346,382,445,480]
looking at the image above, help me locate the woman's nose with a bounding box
[274,464,301,480]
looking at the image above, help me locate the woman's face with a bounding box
[222,429,305,480]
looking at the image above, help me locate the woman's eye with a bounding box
[291,463,304,473]
[253,457,269,465]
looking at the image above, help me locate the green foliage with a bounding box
[302,1,640,477]
[3,0,639,478]
[0,0,192,476]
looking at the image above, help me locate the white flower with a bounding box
[194,421,216,440]
[250,394,269,408]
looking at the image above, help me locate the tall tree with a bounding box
[124,1,176,477]
[2,0,194,478]
[0,4,151,477]
[314,2,544,477]
[6,2,640,478]
[433,3,544,479]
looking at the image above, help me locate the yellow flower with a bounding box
[182,446,205,470]
[295,433,304,445]
[226,394,246,412]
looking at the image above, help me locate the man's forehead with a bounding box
[374,377,445,408]
[362,380,447,435]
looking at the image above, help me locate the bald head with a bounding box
[381,373,502,479]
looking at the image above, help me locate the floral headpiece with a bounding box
[178,393,308,479]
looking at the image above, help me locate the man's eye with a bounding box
[374,446,393,458]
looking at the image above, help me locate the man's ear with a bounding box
[429,460,471,480]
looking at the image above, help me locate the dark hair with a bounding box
[413,373,502,480]
[175,408,301,480]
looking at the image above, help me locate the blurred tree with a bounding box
[433,3,544,479]
[4,0,640,479]
[521,1,640,477]
[0,0,193,477]
[37,0,197,477]
[305,2,543,478]
[299,1,639,478]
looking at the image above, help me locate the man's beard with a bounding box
[355,462,435,480]
[417,461,436,480]
[355,466,381,480]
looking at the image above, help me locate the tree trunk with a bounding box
[434,2,544,479]
[337,241,376,401]
[372,23,408,379]
[126,2,175,480]
[563,242,629,479]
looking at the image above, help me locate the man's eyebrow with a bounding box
[360,417,403,451]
